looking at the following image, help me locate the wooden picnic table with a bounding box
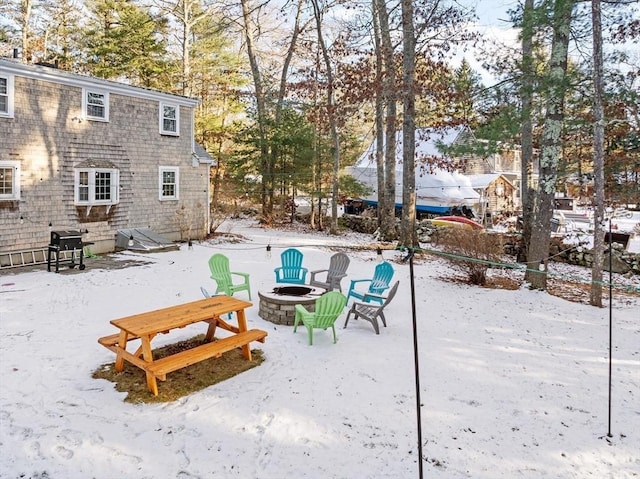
[98,296,267,396]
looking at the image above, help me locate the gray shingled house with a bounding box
[0,59,215,267]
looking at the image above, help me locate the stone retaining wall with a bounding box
[340,215,640,275]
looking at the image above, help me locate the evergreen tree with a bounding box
[82,0,170,88]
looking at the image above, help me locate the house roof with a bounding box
[466,173,515,190]
[193,143,216,166]
[0,58,199,107]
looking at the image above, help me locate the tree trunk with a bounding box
[520,0,535,263]
[271,0,304,219]
[239,0,272,223]
[311,0,340,234]
[20,0,33,62]
[525,0,575,290]
[372,1,385,230]
[400,0,417,248]
[375,0,398,242]
[590,0,605,306]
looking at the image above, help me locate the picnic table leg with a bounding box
[114,330,129,371]
[140,336,159,396]
[236,308,252,361]
[204,317,218,342]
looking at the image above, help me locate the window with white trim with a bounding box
[159,166,179,200]
[74,168,119,206]
[0,74,15,118]
[0,161,20,200]
[159,103,179,135]
[82,88,109,121]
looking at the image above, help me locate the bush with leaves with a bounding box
[437,228,502,285]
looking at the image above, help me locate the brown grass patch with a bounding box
[93,335,265,404]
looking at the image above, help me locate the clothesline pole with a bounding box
[406,248,424,479]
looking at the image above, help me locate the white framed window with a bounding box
[0,161,20,200]
[159,102,179,135]
[0,74,15,118]
[159,166,179,200]
[74,168,119,206]
[82,88,109,121]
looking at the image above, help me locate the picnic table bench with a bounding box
[98,296,267,396]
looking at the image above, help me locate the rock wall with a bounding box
[341,215,640,275]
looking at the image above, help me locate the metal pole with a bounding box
[407,249,424,478]
[607,218,613,438]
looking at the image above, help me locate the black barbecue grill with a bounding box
[47,230,85,272]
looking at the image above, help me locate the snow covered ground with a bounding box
[1,218,638,478]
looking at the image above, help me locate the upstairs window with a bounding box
[83,89,109,121]
[159,102,179,135]
[0,161,20,200]
[159,166,179,200]
[0,74,14,118]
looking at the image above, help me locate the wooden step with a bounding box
[146,329,267,378]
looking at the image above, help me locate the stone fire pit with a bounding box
[258,285,320,325]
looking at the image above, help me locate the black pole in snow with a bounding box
[607,219,613,438]
[406,248,424,478]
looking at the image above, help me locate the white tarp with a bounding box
[349,127,479,209]
[347,166,479,209]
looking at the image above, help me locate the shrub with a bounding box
[438,228,502,285]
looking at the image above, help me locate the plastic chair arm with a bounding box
[231,271,250,280]
[362,292,386,302]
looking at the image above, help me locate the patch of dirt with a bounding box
[93,335,265,404]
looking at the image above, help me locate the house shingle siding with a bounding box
[0,60,208,260]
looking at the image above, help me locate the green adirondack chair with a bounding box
[208,253,251,300]
[346,260,394,304]
[274,248,308,284]
[293,291,347,345]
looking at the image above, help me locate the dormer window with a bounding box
[83,88,109,121]
[159,102,179,135]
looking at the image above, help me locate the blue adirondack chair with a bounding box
[346,261,394,304]
[274,248,308,284]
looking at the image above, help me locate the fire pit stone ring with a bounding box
[258,285,320,325]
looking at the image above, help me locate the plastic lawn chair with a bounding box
[344,281,400,334]
[309,252,350,292]
[346,261,394,304]
[293,291,347,345]
[208,253,252,300]
[274,248,308,284]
